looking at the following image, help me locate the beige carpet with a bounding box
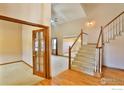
[0,62,44,85]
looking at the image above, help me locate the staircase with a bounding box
[71,44,97,76]
[68,11,124,77]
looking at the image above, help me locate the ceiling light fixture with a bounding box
[86,20,96,27]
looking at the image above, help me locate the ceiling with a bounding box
[51,3,87,25]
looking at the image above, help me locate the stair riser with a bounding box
[71,67,95,75]
[74,57,95,63]
[78,51,96,55]
[72,65,95,70]
[77,54,95,58]
[72,62,95,67]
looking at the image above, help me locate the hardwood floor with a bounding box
[36,67,124,85]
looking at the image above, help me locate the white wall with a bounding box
[83,3,124,43]
[84,4,124,69]
[52,27,63,55]
[52,18,84,55]
[52,4,124,69]
[22,26,38,66]
[104,34,124,69]
[0,20,22,64]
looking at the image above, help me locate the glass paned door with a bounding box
[33,29,45,77]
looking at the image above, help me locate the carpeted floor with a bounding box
[0,62,44,85]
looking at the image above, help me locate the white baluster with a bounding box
[107,26,109,43]
[113,21,116,39]
[112,22,115,40]
[108,25,111,41]
[118,17,121,35]
[115,19,118,36]
[122,14,124,32]
[120,15,123,33]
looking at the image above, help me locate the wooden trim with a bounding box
[70,31,88,50]
[70,32,82,49]
[32,29,46,78]
[104,11,124,29]
[54,54,68,58]
[21,60,33,68]
[81,29,83,46]
[0,61,22,65]
[103,65,124,71]
[0,15,48,28]
[68,30,88,69]
[32,28,51,79]
[69,46,71,69]
[45,28,51,79]
[96,26,103,48]
[0,60,33,69]
[63,33,88,39]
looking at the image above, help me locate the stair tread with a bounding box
[72,61,95,67]
[75,56,95,61]
[76,54,95,59]
[72,60,95,64]
[72,64,95,69]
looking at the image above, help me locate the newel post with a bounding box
[69,46,71,69]
[81,29,83,46]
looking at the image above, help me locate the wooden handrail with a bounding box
[104,11,124,29]
[70,30,88,50]
[97,11,124,48]
[96,26,103,48]
[69,29,88,69]
[70,31,82,49]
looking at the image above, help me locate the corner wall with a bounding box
[0,20,22,64]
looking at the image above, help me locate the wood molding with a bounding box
[21,60,33,68]
[0,15,48,28]
[0,60,33,69]
[103,65,124,71]
[0,60,22,65]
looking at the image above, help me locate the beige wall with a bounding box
[0,3,51,66]
[0,20,22,63]
[0,3,43,24]
[21,4,51,66]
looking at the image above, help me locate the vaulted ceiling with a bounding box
[51,3,87,25]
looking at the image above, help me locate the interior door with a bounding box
[32,29,46,77]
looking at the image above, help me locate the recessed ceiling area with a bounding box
[51,3,87,25]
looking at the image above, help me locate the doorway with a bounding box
[0,15,51,79]
[52,38,58,55]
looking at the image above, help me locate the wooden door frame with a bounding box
[0,15,51,79]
